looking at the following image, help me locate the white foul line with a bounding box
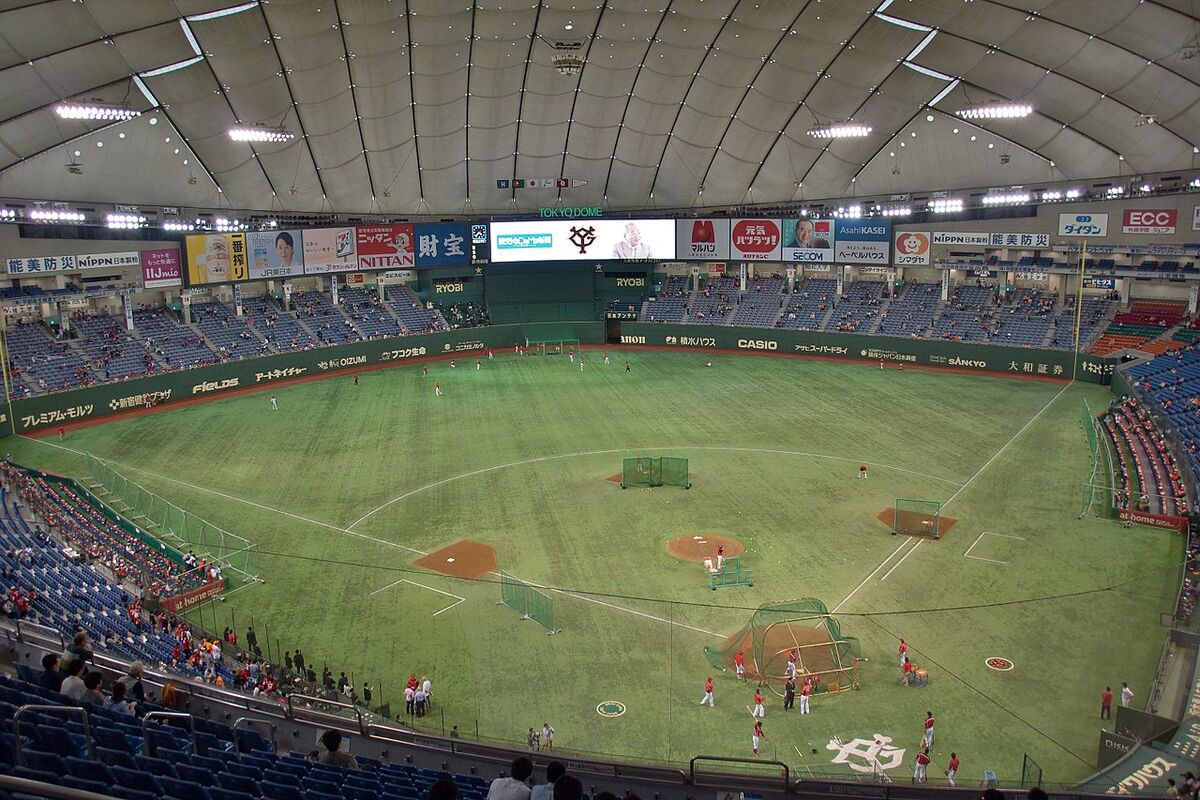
[831,539,913,613]
[962,532,1006,565]
[369,577,466,616]
[837,381,1073,595]
[880,539,923,580]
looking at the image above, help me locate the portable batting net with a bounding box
[620,456,691,489]
[703,598,862,696]
[524,338,580,355]
[498,571,558,634]
[892,498,943,539]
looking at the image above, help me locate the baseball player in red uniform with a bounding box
[799,679,811,714]
[785,648,798,678]
[922,711,935,747]
[733,650,746,680]
[700,676,714,708]
[716,545,725,570]
[914,748,931,783]
[752,720,765,755]
[946,753,959,786]
[752,689,765,718]
[898,638,908,666]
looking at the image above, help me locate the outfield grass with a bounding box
[5,351,1181,787]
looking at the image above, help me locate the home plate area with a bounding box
[962,531,1025,565]
[412,539,497,579]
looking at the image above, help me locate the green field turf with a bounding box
[4,351,1181,788]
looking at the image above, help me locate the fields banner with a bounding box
[303,227,357,274]
[140,249,182,288]
[893,232,931,266]
[413,223,470,266]
[932,231,989,246]
[357,224,414,270]
[185,234,247,284]
[161,579,226,613]
[6,251,140,275]
[247,230,305,279]
[1122,209,1177,235]
[730,219,782,261]
[676,219,731,260]
[835,220,891,264]
[781,219,835,263]
[1118,508,1188,532]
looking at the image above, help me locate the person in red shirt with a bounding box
[786,648,798,678]
[407,674,420,691]
[57,426,64,440]
[700,676,714,708]
[799,679,811,715]
[898,638,908,666]
[753,689,765,718]
[752,720,765,755]
[858,463,867,480]
[914,748,931,783]
[733,650,746,680]
[946,753,960,787]
[901,659,916,686]
[1101,686,1114,719]
[922,711,935,747]
[716,545,725,570]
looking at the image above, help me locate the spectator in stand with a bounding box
[105,680,136,716]
[65,630,93,663]
[81,672,105,705]
[317,729,358,769]
[487,755,533,800]
[117,662,146,704]
[39,653,62,692]
[553,776,584,800]
[60,659,86,701]
[530,762,566,800]
[428,778,460,800]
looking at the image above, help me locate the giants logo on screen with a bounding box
[732,220,779,259]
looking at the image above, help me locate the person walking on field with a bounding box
[946,753,959,787]
[799,679,811,714]
[783,677,795,710]
[1121,682,1134,707]
[435,382,442,397]
[859,463,868,479]
[1101,686,1114,719]
[733,650,746,680]
[270,395,278,411]
[898,638,908,667]
[752,688,765,718]
[700,676,714,708]
[752,720,766,755]
[922,711,935,747]
[541,723,554,751]
[913,748,930,783]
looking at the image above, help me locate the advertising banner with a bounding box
[6,251,140,275]
[835,220,891,264]
[988,232,1051,248]
[1118,508,1188,532]
[730,219,782,261]
[1122,209,1178,235]
[1194,206,1200,232]
[490,219,676,262]
[1058,213,1109,237]
[185,234,247,284]
[932,231,989,246]
[893,232,931,266]
[781,219,835,263]
[676,219,731,260]
[303,227,357,274]
[139,249,182,288]
[161,579,226,613]
[357,224,414,271]
[247,230,305,279]
[414,223,470,267]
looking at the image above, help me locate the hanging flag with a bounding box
[556,178,569,188]
[512,179,525,188]
[496,179,510,189]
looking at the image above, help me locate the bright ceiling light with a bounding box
[30,209,85,223]
[955,102,1033,120]
[162,220,194,232]
[55,102,141,121]
[929,198,964,213]
[106,213,146,230]
[0,209,17,221]
[807,122,872,139]
[228,124,295,143]
[981,192,1031,206]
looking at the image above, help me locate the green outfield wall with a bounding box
[4,322,603,435]
[616,322,1118,385]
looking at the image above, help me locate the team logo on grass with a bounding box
[596,701,626,718]
[986,657,1014,671]
[826,734,905,774]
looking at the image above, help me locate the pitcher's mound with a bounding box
[413,540,496,579]
[607,473,623,483]
[667,534,744,562]
[875,508,958,538]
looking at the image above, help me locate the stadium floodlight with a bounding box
[106,213,146,230]
[980,192,1031,206]
[929,198,963,213]
[54,102,141,121]
[880,206,912,217]
[29,209,85,223]
[807,122,872,139]
[1040,190,1062,201]
[0,209,16,221]
[162,220,194,232]
[227,124,294,143]
[955,102,1033,120]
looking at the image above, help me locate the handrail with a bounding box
[13,705,94,764]
[0,773,118,800]
[286,693,365,735]
[689,755,789,789]
[233,717,277,754]
[142,711,197,757]
[12,619,66,651]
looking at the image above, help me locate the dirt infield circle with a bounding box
[413,539,497,579]
[666,534,744,562]
[875,508,958,538]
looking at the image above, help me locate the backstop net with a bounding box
[621,456,690,489]
[703,598,862,696]
[525,338,580,355]
[499,571,557,633]
[85,453,260,586]
[892,498,942,538]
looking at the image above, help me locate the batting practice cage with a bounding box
[620,456,691,489]
[703,599,862,696]
[499,571,558,634]
[525,338,580,355]
[892,497,943,538]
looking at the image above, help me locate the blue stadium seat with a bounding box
[175,762,218,787]
[61,774,111,794]
[96,745,137,769]
[110,763,163,794]
[64,755,113,784]
[224,760,263,780]
[261,780,307,800]
[208,788,257,800]
[160,776,211,800]
[215,771,259,794]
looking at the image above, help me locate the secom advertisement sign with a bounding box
[835,220,891,264]
[490,219,676,262]
[781,219,835,263]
